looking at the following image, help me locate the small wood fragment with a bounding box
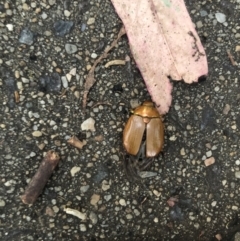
[67,136,87,149]
[20,150,60,205]
[226,49,237,66]
[14,91,20,103]
[82,26,126,111]
[105,59,126,68]
[64,207,87,220]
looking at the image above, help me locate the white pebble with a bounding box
[119,199,126,206]
[81,117,95,132]
[215,12,226,23]
[32,130,42,137]
[6,24,13,31]
[70,166,81,177]
[91,53,97,59]
[211,201,217,207]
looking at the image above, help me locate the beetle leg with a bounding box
[123,155,141,181]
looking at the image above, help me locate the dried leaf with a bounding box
[111,0,208,114]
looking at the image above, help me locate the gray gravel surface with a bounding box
[1,0,240,240]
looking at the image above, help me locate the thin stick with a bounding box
[226,49,237,66]
[82,26,126,111]
[20,150,60,205]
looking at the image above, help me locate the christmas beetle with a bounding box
[123,101,164,178]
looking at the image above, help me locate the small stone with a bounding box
[134,209,140,216]
[235,33,240,39]
[119,199,126,206]
[70,166,81,177]
[102,180,110,191]
[41,12,47,19]
[211,201,217,207]
[90,194,100,206]
[215,12,226,23]
[153,190,161,197]
[206,151,212,158]
[232,206,238,210]
[236,160,240,165]
[104,194,112,201]
[19,28,34,45]
[80,224,87,232]
[32,130,42,137]
[0,200,6,207]
[87,17,95,25]
[48,0,56,6]
[223,104,230,115]
[180,148,186,156]
[154,217,159,223]
[69,68,77,76]
[174,104,180,110]
[65,44,77,54]
[196,21,203,28]
[80,185,89,193]
[81,117,95,132]
[207,217,211,222]
[235,171,240,179]
[204,157,215,166]
[89,211,98,225]
[61,76,68,88]
[91,53,97,59]
[6,24,13,31]
[64,10,71,17]
[53,20,74,37]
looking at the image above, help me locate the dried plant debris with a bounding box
[67,136,87,149]
[20,151,60,205]
[111,0,208,114]
[167,188,198,222]
[82,26,126,111]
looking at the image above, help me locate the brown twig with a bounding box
[226,49,237,66]
[82,26,126,111]
[20,150,60,205]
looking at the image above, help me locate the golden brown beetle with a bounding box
[123,101,164,179]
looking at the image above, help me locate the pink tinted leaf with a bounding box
[111,0,208,114]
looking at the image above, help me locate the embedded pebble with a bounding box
[102,180,110,191]
[204,157,215,166]
[80,185,89,193]
[91,53,97,59]
[223,104,230,115]
[61,76,68,88]
[119,199,126,206]
[87,18,95,25]
[70,166,81,177]
[90,194,100,206]
[32,130,42,137]
[215,12,226,23]
[180,148,186,156]
[104,194,112,201]
[235,171,240,179]
[53,20,74,37]
[0,200,6,207]
[80,224,87,232]
[89,211,98,224]
[19,28,34,45]
[211,201,217,207]
[81,117,95,132]
[65,44,77,54]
